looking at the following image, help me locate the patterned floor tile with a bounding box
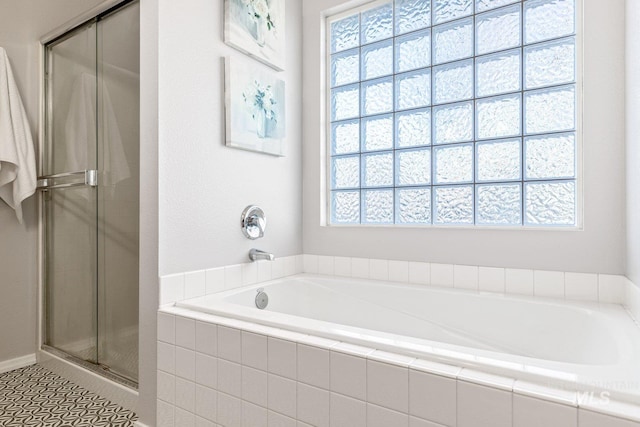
[0,364,137,426]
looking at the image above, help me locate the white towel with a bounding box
[65,72,130,190]
[0,47,36,223]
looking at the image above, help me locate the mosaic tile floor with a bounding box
[0,364,137,426]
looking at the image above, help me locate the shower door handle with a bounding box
[37,170,98,190]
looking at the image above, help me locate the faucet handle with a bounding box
[241,205,266,240]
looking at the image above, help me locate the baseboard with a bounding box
[133,421,151,427]
[0,353,37,374]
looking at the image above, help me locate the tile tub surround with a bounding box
[160,254,631,307]
[160,255,303,305]
[156,308,640,427]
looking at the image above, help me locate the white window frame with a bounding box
[323,0,583,230]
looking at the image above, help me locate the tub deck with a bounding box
[176,274,640,406]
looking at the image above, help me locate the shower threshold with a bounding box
[41,345,138,390]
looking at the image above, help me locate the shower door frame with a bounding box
[35,0,139,412]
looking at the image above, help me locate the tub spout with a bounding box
[249,248,275,262]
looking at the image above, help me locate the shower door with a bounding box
[41,1,139,384]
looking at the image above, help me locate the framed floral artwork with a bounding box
[224,0,285,71]
[225,57,286,156]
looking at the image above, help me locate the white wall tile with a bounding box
[334,257,352,277]
[175,407,195,427]
[242,262,258,286]
[368,350,415,367]
[565,272,598,301]
[458,369,514,391]
[318,256,335,275]
[218,326,241,363]
[367,404,409,427]
[205,267,225,294]
[457,381,512,427]
[506,269,534,296]
[268,374,297,418]
[295,255,304,274]
[409,262,430,285]
[409,417,446,427]
[580,400,640,426]
[370,259,389,281]
[330,393,366,427]
[175,316,196,350]
[599,274,626,303]
[158,370,175,404]
[217,359,241,398]
[195,416,216,427]
[161,274,184,305]
[367,360,409,413]
[431,263,453,287]
[242,401,268,427]
[271,257,285,279]
[175,377,196,412]
[512,381,576,406]
[195,321,217,357]
[454,265,479,290]
[157,399,175,427]
[195,385,217,422]
[224,264,242,289]
[268,337,297,379]
[410,359,461,379]
[513,394,577,427]
[268,410,297,427]
[351,258,370,279]
[175,347,195,381]
[195,353,217,389]
[257,260,272,282]
[158,342,176,374]
[409,370,456,426]
[303,254,319,274]
[298,344,330,389]
[578,409,640,427]
[218,392,242,427]
[298,383,330,427]
[158,267,640,427]
[241,331,268,371]
[185,270,206,299]
[389,260,409,283]
[332,342,374,357]
[283,256,297,277]
[534,270,565,298]
[479,267,505,293]
[331,351,367,400]
[158,313,175,344]
[241,366,268,407]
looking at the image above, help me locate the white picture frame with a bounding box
[224,0,286,71]
[224,57,286,156]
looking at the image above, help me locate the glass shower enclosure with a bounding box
[39,1,139,385]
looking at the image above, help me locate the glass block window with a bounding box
[328,0,578,226]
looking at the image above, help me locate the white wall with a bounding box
[157,0,303,276]
[0,0,105,364]
[138,0,159,422]
[302,0,626,274]
[144,0,303,425]
[627,0,640,286]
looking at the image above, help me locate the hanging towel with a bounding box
[0,47,36,224]
[65,72,130,191]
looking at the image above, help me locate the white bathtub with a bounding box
[177,274,640,404]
